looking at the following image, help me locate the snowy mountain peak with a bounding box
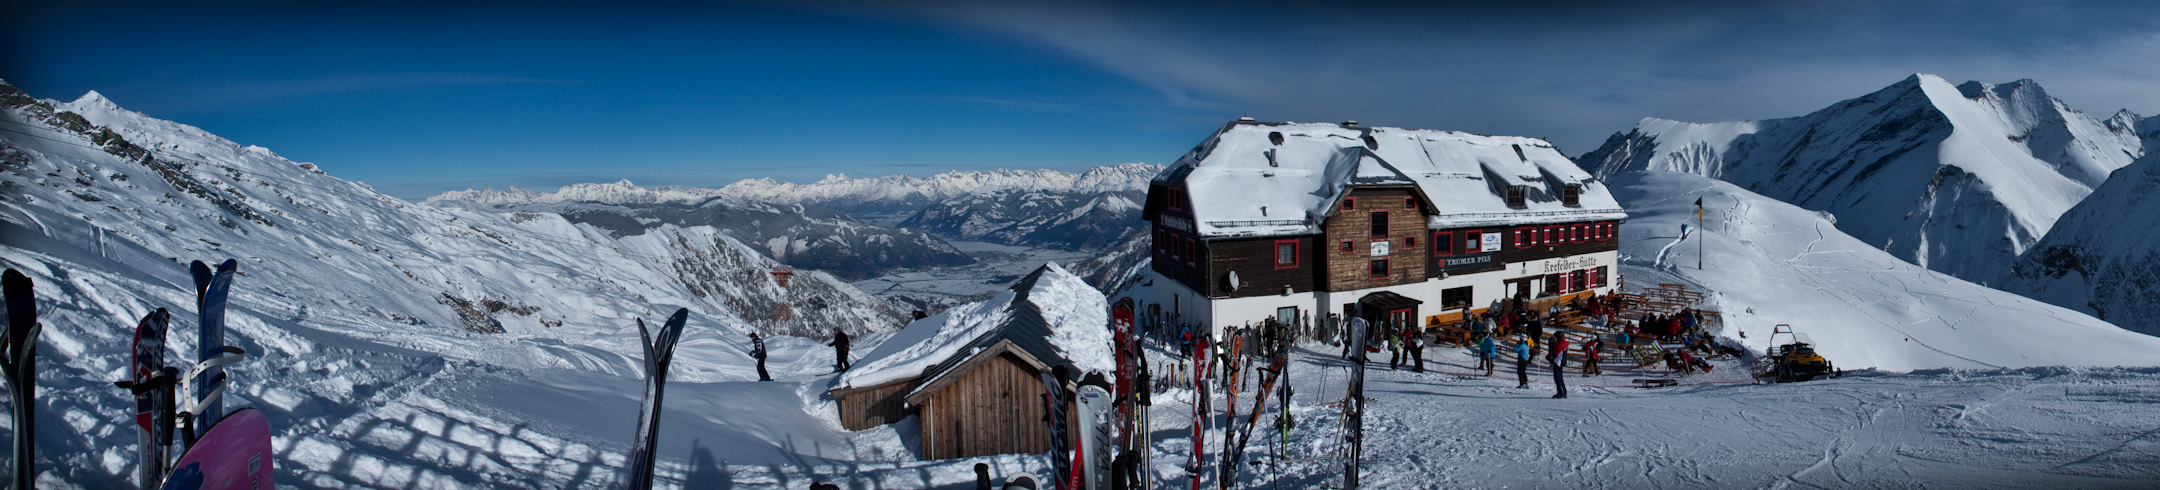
[71,89,122,111]
[1579,74,2148,284]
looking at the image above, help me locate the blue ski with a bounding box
[192,260,238,436]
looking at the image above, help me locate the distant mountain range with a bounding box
[429,164,1164,281]
[1579,74,2151,285]
[2001,148,2160,337]
[426,183,975,280]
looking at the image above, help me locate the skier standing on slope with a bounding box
[1514,335,1532,389]
[1405,324,1424,373]
[1548,331,1570,399]
[750,333,771,381]
[1583,338,1603,376]
[1478,334,1496,376]
[828,328,851,373]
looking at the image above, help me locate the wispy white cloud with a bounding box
[862,0,2160,152]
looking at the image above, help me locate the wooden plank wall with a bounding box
[1205,235,1318,298]
[836,381,915,431]
[925,353,1052,460]
[1323,187,1429,291]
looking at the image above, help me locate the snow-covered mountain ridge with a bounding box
[1579,74,2147,285]
[2001,149,2160,337]
[0,81,904,484]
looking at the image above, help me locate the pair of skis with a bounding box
[1188,334,1211,490]
[107,260,274,490]
[626,308,689,490]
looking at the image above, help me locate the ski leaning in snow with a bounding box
[3,269,44,490]
[1340,317,1368,489]
[114,308,176,489]
[626,308,689,490]
[187,260,241,437]
[1039,367,1073,490]
[1076,372,1115,490]
[157,407,272,490]
[1189,334,1211,490]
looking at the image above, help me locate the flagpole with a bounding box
[1696,196,1704,270]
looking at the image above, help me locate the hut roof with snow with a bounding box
[829,263,1111,460]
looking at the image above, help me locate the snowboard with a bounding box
[157,408,273,490]
[626,308,690,490]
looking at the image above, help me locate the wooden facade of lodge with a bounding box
[1147,120,1630,336]
[829,266,1089,460]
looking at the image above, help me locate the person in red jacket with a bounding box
[1547,331,1570,399]
[1582,338,1602,376]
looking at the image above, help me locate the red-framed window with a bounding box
[1274,239,1299,269]
[1166,187,1185,212]
[1433,231,1453,257]
[1543,226,1560,246]
[1343,196,1356,211]
[1340,239,1355,254]
[1369,258,1390,279]
[1575,223,1590,244]
[1369,211,1389,237]
[1594,221,1614,241]
[1464,229,1482,253]
[1404,196,1417,209]
[1154,228,1166,255]
[1593,266,1609,287]
[1405,235,1417,249]
[1185,237,1197,266]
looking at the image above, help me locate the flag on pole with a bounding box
[1695,196,1703,222]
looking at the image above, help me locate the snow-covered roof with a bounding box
[1158,121,1627,237]
[834,263,1112,393]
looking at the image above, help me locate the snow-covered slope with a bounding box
[0,81,907,485]
[429,190,974,280]
[1608,170,2160,371]
[2000,150,2160,337]
[1580,74,2148,284]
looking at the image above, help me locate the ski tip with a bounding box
[216,259,239,272]
[2,268,26,287]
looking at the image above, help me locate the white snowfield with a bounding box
[712,164,1161,207]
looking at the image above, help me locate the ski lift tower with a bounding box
[771,266,794,321]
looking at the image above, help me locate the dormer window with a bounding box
[1506,186,1527,208]
[1563,184,1582,207]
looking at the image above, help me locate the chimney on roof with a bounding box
[1342,120,1359,128]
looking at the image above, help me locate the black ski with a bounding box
[3,269,45,490]
[626,308,689,490]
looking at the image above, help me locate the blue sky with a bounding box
[6,1,2157,200]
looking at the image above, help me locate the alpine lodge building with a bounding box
[1143,120,1628,337]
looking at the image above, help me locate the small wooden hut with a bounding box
[828,264,1109,460]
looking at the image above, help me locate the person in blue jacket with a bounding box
[1478,334,1496,377]
[1514,335,1533,389]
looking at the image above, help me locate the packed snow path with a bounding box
[1142,344,2160,489]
